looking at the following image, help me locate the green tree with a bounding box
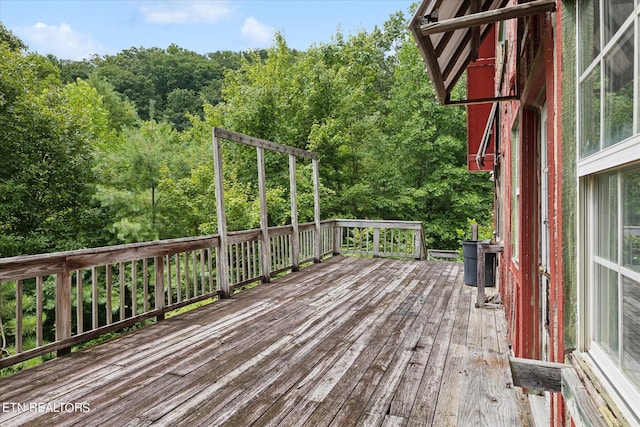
[384,32,493,248]
[0,39,106,255]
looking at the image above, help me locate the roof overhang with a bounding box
[409,0,557,105]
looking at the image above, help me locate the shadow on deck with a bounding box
[0,256,526,426]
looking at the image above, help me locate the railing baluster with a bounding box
[106,265,112,325]
[155,256,165,320]
[131,260,137,317]
[208,249,214,294]
[92,266,98,330]
[200,249,206,295]
[166,255,172,306]
[192,251,198,297]
[119,262,125,321]
[15,279,23,353]
[185,252,190,300]
[76,270,83,334]
[143,258,150,311]
[36,276,43,347]
[176,254,182,303]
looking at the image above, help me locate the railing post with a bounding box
[333,221,342,255]
[155,256,165,320]
[213,128,231,296]
[313,158,322,262]
[289,154,300,271]
[373,227,380,256]
[55,270,72,356]
[414,227,423,259]
[257,146,271,282]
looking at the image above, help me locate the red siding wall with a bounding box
[490,3,565,425]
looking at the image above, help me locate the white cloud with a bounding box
[17,22,104,60]
[139,1,231,24]
[240,17,275,48]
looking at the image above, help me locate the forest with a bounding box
[0,8,492,260]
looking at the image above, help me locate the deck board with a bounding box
[0,256,525,426]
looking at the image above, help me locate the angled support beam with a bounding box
[420,0,557,35]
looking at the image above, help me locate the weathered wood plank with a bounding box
[431,268,472,425]
[458,346,521,427]
[510,357,565,392]
[405,263,465,426]
[194,262,419,427]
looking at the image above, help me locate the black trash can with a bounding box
[462,240,478,286]
[462,240,496,287]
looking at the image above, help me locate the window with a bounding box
[592,166,640,389]
[578,1,640,421]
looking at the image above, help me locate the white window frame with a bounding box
[577,1,640,425]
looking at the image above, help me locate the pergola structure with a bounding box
[212,128,321,297]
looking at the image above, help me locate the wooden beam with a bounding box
[411,24,448,104]
[446,95,519,105]
[470,0,481,62]
[214,127,316,160]
[509,357,566,392]
[420,0,556,35]
[212,128,230,298]
[257,147,271,282]
[289,154,299,271]
[312,158,322,263]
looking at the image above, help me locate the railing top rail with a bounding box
[0,235,221,282]
[0,220,338,282]
[333,219,424,230]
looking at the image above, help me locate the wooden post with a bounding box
[155,256,165,320]
[476,242,486,308]
[55,270,72,356]
[213,129,231,297]
[289,154,299,271]
[313,158,322,262]
[471,223,479,240]
[333,221,342,255]
[373,228,381,256]
[414,228,423,259]
[257,146,271,282]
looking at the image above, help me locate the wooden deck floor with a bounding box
[0,256,526,426]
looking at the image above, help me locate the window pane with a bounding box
[623,166,640,271]
[595,264,619,358]
[580,66,601,158]
[603,27,634,148]
[597,172,619,262]
[579,0,600,71]
[622,275,640,388]
[604,0,634,43]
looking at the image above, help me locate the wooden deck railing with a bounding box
[0,219,424,369]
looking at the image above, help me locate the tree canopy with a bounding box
[0,10,492,257]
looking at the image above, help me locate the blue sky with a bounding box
[0,1,415,60]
